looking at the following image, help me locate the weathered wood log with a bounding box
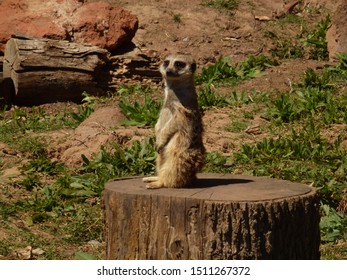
[110,51,161,80]
[103,173,321,260]
[2,35,110,105]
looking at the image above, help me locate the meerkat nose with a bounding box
[166,69,176,76]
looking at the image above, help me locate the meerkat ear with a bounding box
[191,62,197,73]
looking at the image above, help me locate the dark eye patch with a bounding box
[174,61,186,70]
[163,60,170,67]
[191,62,196,73]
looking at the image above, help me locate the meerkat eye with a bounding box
[174,61,186,70]
[163,60,170,68]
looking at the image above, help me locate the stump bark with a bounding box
[103,173,321,260]
[2,35,110,105]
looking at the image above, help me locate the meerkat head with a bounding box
[160,54,196,81]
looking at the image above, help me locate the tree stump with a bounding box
[2,35,110,105]
[103,173,321,260]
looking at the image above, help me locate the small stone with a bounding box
[88,240,102,247]
[32,248,45,256]
[15,246,32,260]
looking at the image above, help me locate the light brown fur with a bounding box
[143,54,205,189]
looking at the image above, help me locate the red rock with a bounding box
[0,0,67,53]
[0,0,138,53]
[69,2,138,51]
[326,2,347,61]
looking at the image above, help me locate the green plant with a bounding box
[70,104,94,124]
[268,93,296,123]
[70,92,95,124]
[304,15,331,60]
[196,55,277,85]
[196,56,237,85]
[15,136,48,159]
[116,84,154,96]
[198,84,231,109]
[301,68,334,89]
[237,54,278,78]
[0,201,17,220]
[328,53,347,81]
[225,121,249,133]
[173,13,182,24]
[75,251,98,260]
[49,138,157,201]
[118,95,161,127]
[268,65,346,124]
[320,204,347,242]
[230,91,255,105]
[202,0,239,11]
[203,151,232,173]
[336,53,347,71]
[233,122,346,207]
[271,38,304,59]
[55,174,99,198]
[80,138,156,182]
[266,14,331,60]
[21,158,65,175]
[0,240,10,256]
[62,205,103,243]
[0,105,80,154]
[321,242,347,260]
[25,183,59,213]
[278,13,304,25]
[1,108,66,134]
[17,174,42,191]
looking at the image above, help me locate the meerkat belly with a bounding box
[155,108,172,134]
[164,131,191,156]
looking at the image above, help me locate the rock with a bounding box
[60,106,125,166]
[32,248,45,256]
[326,1,347,61]
[69,2,138,52]
[0,0,66,54]
[53,106,152,167]
[0,0,138,53]
[15,246,32,260]
[87,240,103,247]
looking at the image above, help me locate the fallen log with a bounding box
[103,173,320,260]
[2,35,110,105]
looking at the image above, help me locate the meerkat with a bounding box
[143,53,205,189]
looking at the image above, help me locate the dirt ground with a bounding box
[54,0,339,165]
[0,0,345,259]
[0,0,342,167]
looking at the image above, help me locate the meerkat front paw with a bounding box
[143,177,165,189]
[143,176,159,183]
[146,181,165,189]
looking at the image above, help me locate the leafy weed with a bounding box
[118,95,161,127]
[304,15,331,60]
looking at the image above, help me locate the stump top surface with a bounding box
[105,173,315,202]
